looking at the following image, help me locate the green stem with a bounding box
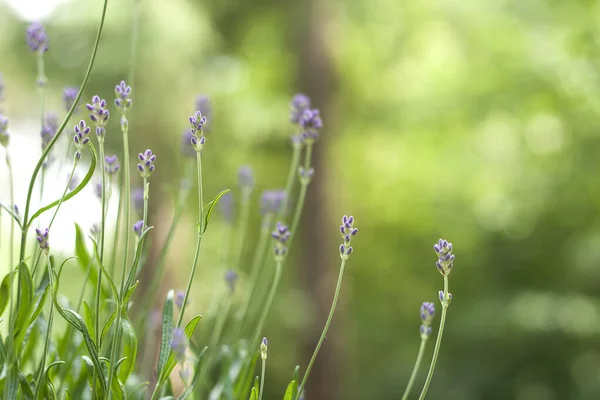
[400,337,428,400]
[418,276,449,400]
[95,140,107,348]
[295,259,346,400]
[277,144,302,221]
[252,260,282,347]
[176,150,204,328]
[258,356,267,400]
[288,144,312,248]
[109,170,124,278]
[232,186,252,268]
[33,254,54,400]
[119,114,131,295]
[5,152,15,368]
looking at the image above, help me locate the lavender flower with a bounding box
[73,120,91,160]
[94,181,102,200]
[63,87,80,113]
[188,111,207,151]
[181,129,196,158]
[0,114,9,147]
[104,155,120,176]
[175,291,189,309]
[238,165,254,188]
[419,302,435,338]
[260,337,268,360]
[41,113,58,149]
[433,239,455,276]
[272,222,291,260]
[114,80,132,113]
[68,172,80,191]
[35,228,49,253]
[219,192,234,222]
[300,108,322,144]
[133,187,144,215]
[298,166,315,184]
[289,93,311,125]
[195,95,212,129]
[339,215,358,260]
[26,22,49,53]
[137,149,156,179]
[86,95,110,139]
[171,327,188,363]
[224,269,239,294]
[439,291,453,304]
[260,190,286,216]
[133,220,144,237]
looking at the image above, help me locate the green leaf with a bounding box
[0,202,22,230]
[236,350,260,399]
[100,307,118,350]
[81,301,96,343]
[202,189,230,234]
[18,372,34,400]
[283,380,297,400]
[81,355,104,399]
[74,224,111,299]
[27,143,96,227]
[13,262,34,345]
[122,280,139,305]
[159,315,203,386]
[291,366,299,399]
[249,387,258,400]
[0,269,16,318]
[157,290,175,377]
[123,226,154,292]
[118,315,137,383]
[43,361,65,400]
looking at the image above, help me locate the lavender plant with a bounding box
[0,4,459,400]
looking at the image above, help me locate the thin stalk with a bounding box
[277,144,302,221]
[400,337,428,400]
[109,170,124,278]
[176,150,204,328]
[95,140,107,347]
[258,355,267,400]
[33,255,55,399]
[288,144,312,248]
[232,186,252,268]
[251,260,282,347]
[295,259,346,400]
[119,114,131,294]
[418,276,449,400]
[5,152,15,350]
[208,295,231,352]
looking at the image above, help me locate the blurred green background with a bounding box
[2,0,600,399]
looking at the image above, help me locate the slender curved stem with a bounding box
[176,150,204,328]
[95,140,107,347]
[5,152,15,350]
[401,337,428,400]
[252,260,282,346]
[277,144,301,221]
[33,255,54,399]
[295,259,345,400]
[418,276,449,400]
[119,114,131,294]
[109,170,124,278]
[258,355,267,400]
[288,144,312,248]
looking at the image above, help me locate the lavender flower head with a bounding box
[195,95,212,129]
[188,111,207,152]
[433,238,455,276]
[73,120,91,160]
[260,337,268,360]
[439,291,453,304]
[289,93,311,125]
[114,80,132,113]
[133,187,144,215]
[175,291,189,309]
[180,129,196,158]
[86,95,110,139]
[238,165,254,188]
[63,87,80,113]
[137,149,156,179]
[219,192,234,222]
[26,22,49,53]
[419,302,435,338]
[171,327,189,363]
[41,113,58,149]
[260,190,286,216]
[339,215,358,260]
[35,228,49,253]
[300,108,322,145]
[224,269,238,294]
[272,222,291,260]
[0,114,9,148]
[104,155,120,176]
[133,220,144,237]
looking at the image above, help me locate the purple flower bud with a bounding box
[174,291,189,309]
[224,269,238,293]
[132,187,144,215]
[26,22,49,53]
[420,302,435,324]
[260,190,286,216]
[114,80,133,111]
[104,154,120,176]
[195,95,212,130]
[133,220,144,237]
[272,222,291,259]
[35,227,49,252]
[87,95,110,137]
[289,93,311,124]
[171,327,188,363]
[0,114,9,147]
[41,113,58,149]
[137,149,156,179]
[219,192,234,222]
[420,325,432,337]
[433,238,455,276]
[298,166,315,184]
[299,108,322,144]
[439,291,453,304]
[339,215,357,259]
[238,165,254,188]
[260,337,268,360]
[94,181,102,200]
[63,87,80,113]
[73,120,91,159]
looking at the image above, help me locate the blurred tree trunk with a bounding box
[294,1,341,399]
